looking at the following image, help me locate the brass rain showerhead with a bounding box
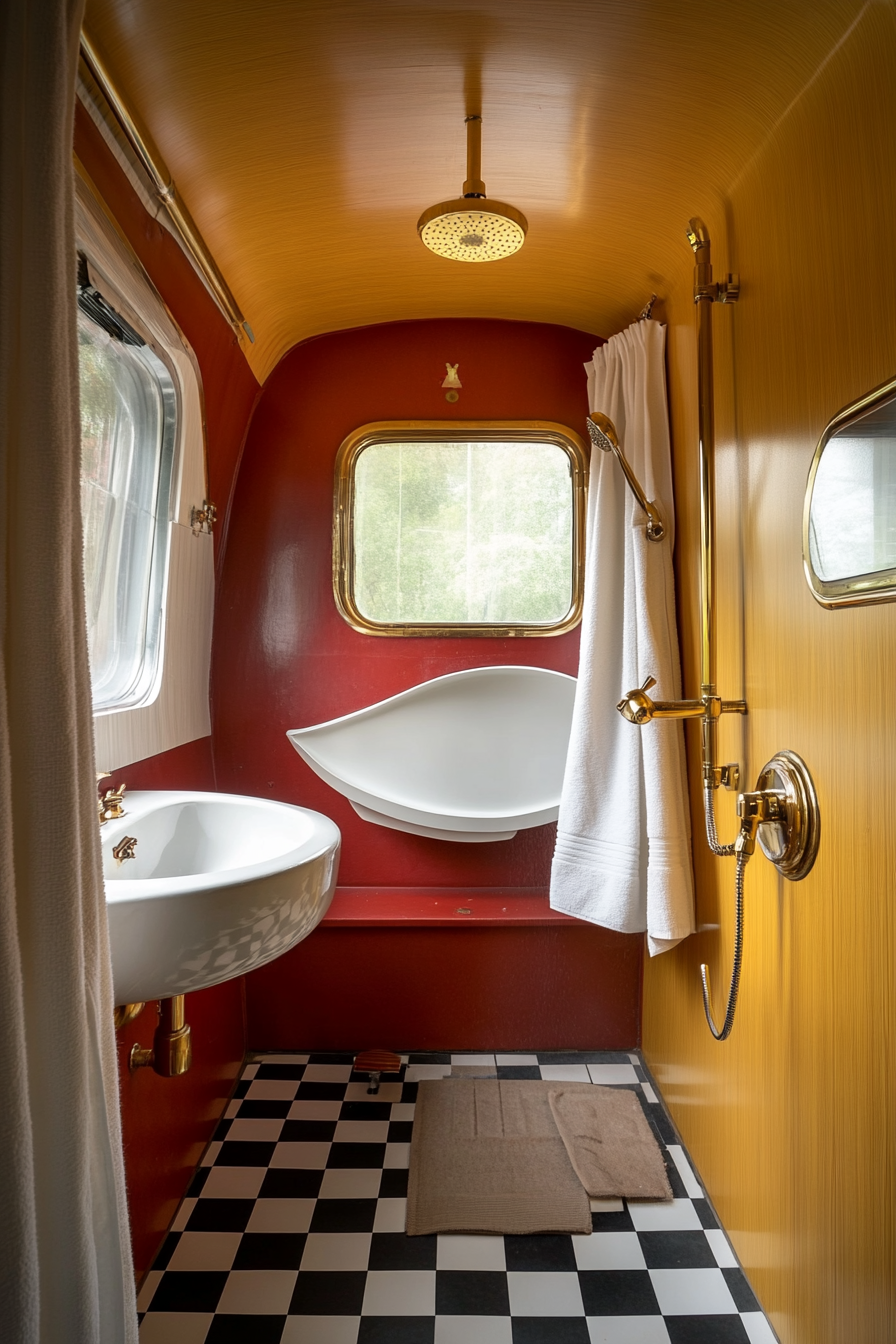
[417,115,528,263]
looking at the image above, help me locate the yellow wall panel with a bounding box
[644,8,896,1342]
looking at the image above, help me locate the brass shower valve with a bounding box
[735,789,786,857]
[617,677,746,727]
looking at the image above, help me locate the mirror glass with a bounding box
[803,378,896,607]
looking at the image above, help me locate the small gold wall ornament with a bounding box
[442,362,461,402]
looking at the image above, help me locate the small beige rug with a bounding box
[548,1087,672,1201]
[407,1079,592,1236]
[407,1080,671,1236]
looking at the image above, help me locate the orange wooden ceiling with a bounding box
[83,0,865,383]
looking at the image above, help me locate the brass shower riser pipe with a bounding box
[616,220,745,787]
[688,219,744,788]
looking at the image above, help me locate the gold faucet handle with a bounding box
[98,781,128,823]
[617,676,658,724]
[617,675,658,719]
[112,835,138,865]
[735,788,786,857]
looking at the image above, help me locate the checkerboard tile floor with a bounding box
[137,1051,778,1343]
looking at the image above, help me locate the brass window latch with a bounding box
[190,499,217,535]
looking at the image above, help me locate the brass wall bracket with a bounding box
[190,500,217,536]
[694,275,739,305]
[129,995,193,1077]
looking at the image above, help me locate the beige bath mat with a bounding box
[407,1079,593,1235]
[548,1087,672,1201]
[407,1079,671,1236]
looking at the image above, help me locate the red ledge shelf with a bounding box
[322,887,576,927]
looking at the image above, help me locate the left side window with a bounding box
[77,259,177,711]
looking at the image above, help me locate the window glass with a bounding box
[336,429,585,634]
[808,433,896,580]
[78,308,176,709]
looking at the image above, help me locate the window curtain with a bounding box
[0,1,137,1339]
[550,320,694,954]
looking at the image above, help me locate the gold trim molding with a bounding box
[333,420,588,638]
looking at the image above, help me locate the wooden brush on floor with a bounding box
[354,1048,401,1094]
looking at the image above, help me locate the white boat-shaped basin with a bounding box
[103,791,340,1004]
[287,665,576,842]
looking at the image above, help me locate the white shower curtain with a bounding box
[550,320,694,955]
[0,1,137,1339]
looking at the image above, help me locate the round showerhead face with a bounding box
[417,198,527,262]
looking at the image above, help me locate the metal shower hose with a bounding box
[700,787,748,1041]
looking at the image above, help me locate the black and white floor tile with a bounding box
[137,1051,778,1343]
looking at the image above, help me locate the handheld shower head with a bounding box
[586,411,619,454]
[586,412,666,542]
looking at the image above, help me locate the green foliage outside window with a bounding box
[353,440,573,625]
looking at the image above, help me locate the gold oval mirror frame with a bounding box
[803,375,896,608]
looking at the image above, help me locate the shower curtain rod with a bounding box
[78,31,253,344]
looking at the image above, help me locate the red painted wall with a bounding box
[213,319,644,1049]
[213,319,595,884]
[248,925,641,1052]
[74,107,258,1275]
[102,734,216,796]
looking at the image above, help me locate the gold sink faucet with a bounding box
[96,771,128,825]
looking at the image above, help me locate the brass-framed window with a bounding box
[333,421,588,637]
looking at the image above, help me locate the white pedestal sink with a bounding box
[102,791,340,1005]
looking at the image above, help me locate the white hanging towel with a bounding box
[550,320,694,955]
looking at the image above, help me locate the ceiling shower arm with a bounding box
[463,115,485,197]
